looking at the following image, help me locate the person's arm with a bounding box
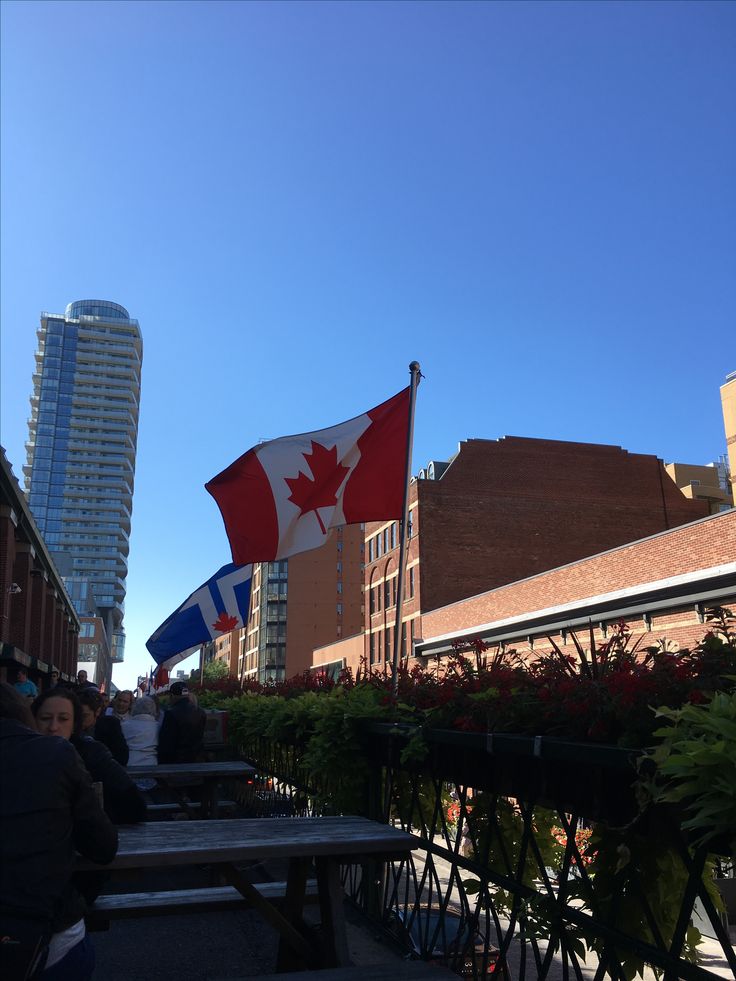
[96,715,129,766]
[63,743,118,864]
[75,737,146,824]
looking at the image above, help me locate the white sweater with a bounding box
[122,716,159,766]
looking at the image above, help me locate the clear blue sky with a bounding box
[1,0,734,688]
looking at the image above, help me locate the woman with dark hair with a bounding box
[32,689,145,825]
[0,681,117,980]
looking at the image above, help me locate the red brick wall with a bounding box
[286,524,364,676]
[423,510,735,639]
[417,437,707,613]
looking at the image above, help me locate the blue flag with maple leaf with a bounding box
[146,563,252,669]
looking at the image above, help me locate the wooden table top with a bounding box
[76,816,419,871]
[126,760,256,779]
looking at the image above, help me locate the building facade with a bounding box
[664,460,732,514]
[240,524,364,683]
[722,370,736,494]
[24,300,142,679]
[313,436,709,677]
[0,448,80,685]
[363,437,708,674]
[418,509,736,663]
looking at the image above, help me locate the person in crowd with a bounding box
[14,667,38,699]
[76,670,98,691]
[32,689,145,825]
[121,696,159,767]
[48,668,62,689]
[107,689,133,721]
[77,689,129,766]
[0,682,118,981]
[158,682,206,764]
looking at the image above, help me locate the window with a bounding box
[369,632,376,664]
[368,538,374,562]
[408,510,414,538]
[383,529,389,553]
[337,581,342,594]
[391,522,397,549]
[336,561,342,574]
[337,603,343,616]
[409,567,415,598]
[377,631,382,662]
[384,579,391,608]
[369,588,376,615]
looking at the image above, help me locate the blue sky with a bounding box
[1,0,734,688]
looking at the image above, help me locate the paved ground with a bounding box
[91,859,404,981]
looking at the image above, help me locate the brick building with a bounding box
[0,448,79,686]
[418,509,736,661]
[233,524,364,683]
[358,437,707,674]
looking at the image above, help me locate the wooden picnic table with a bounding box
[127,760,255,819]
[79,815,419,971]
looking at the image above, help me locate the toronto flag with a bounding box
[205,386,410,565]
[146,563,252,670]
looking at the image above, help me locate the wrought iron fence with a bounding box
[236,725,735,981]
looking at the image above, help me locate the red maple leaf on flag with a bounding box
[285,441,350,535]
[212,611,238,633]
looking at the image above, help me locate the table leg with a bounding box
[315,856,351,967]
[276,857,312,971]
[219,862,314,968]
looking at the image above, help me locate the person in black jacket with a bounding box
[0,682,118,981]
[76,689,129,766]
[158,682,206,764]
[32,689,146,826]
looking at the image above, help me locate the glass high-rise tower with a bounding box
[24,300,142,663]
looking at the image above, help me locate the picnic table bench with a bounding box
[127,759,255,818]
[81,815,419,971]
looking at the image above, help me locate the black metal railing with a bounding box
[236,724,735,981]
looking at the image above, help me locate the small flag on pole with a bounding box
[205,387,411,565]
[146,563,252,670]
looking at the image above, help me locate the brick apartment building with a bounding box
[0,448,79,685]
[313,436,709,675]
[202,524,364,683]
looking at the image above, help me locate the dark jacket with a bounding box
[158,698,207,764]
[93,713,129,765]
[71,734,146,824]
[0,720,118,931]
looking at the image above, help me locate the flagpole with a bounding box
[392,361,421,695]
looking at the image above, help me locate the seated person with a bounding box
[13,667,38,699]
[32,688,146,825]
[0,682,117,981]
[121,695,159,767]
[77,688,129,765]
[107,689,133,721]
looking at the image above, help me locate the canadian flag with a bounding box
[206,387,410,565]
